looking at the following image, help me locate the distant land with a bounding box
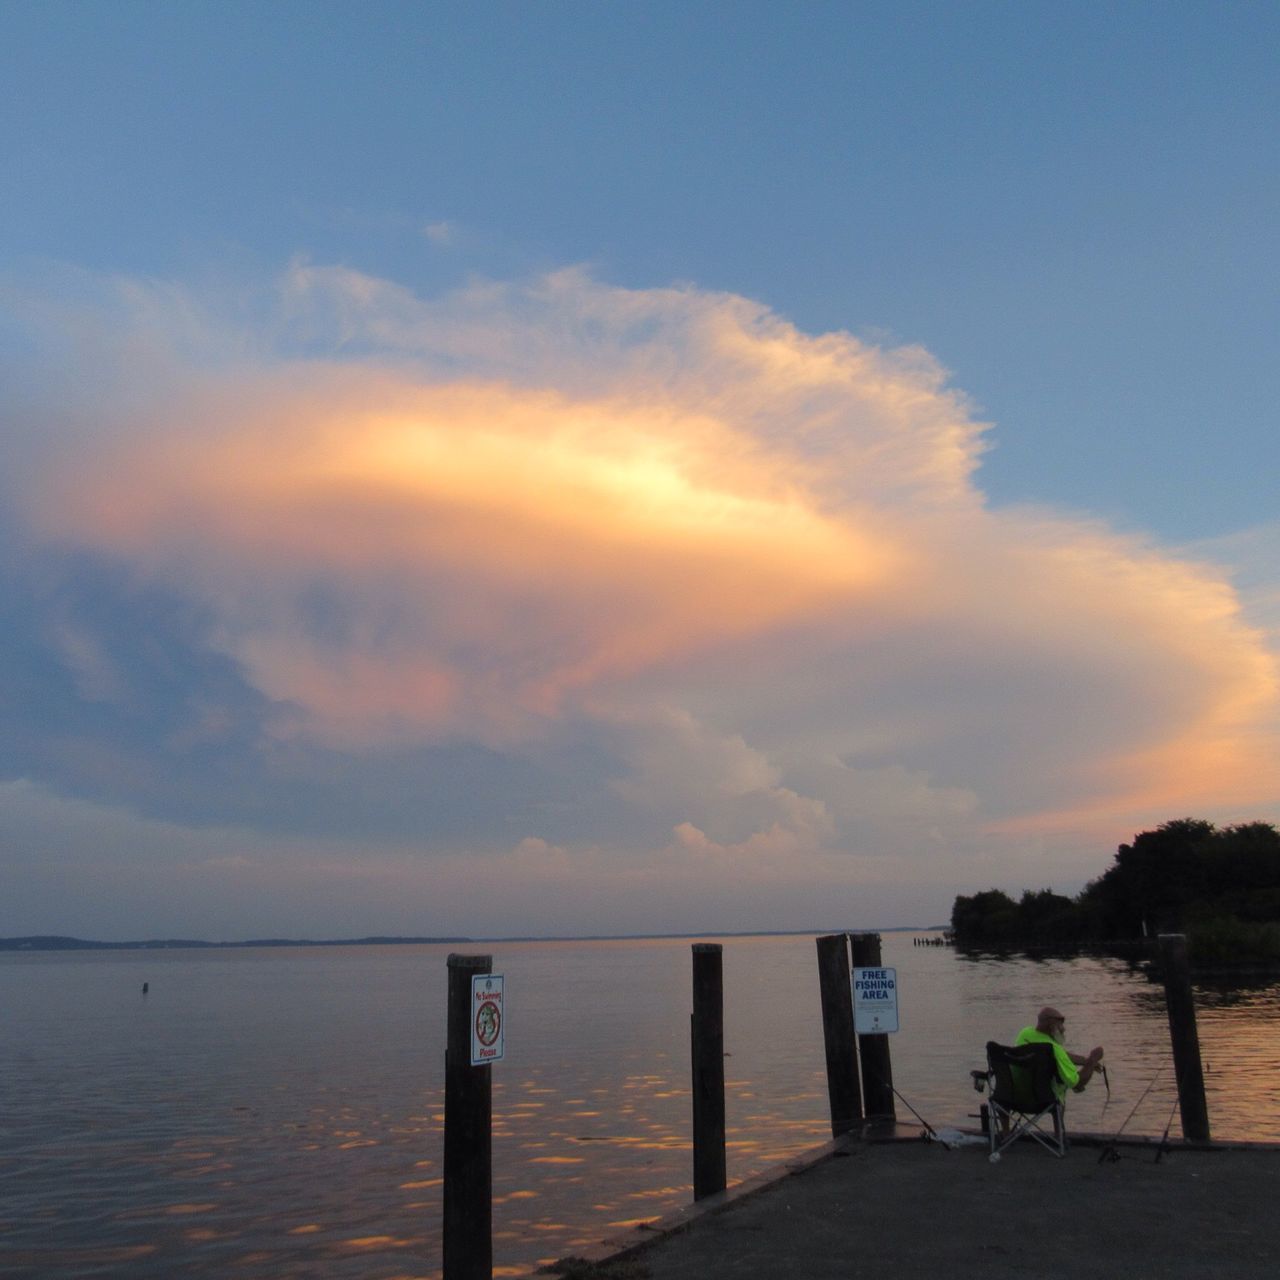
[0,926,944,952]
[0,935,473,952]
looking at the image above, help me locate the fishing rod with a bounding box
[1154,1072,1183,1164]
[891,1082,945,1145]
[1097,1062,1164,1164]
[862,1067,948,1147]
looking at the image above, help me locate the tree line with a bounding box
[950,818,1280,964]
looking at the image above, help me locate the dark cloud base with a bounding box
[0,542,631,846]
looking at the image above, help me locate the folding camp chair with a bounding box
[972,1039,1068,1162]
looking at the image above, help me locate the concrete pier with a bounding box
[548,1131,1280,1279]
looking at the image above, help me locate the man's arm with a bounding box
[1071,1046,1105,1091]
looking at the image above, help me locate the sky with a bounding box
[2,2,1278,941]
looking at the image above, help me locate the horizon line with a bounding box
[0,925,951,952]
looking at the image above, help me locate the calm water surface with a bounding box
[3,933,1278,1278]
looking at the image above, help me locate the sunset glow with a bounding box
[2,3,1278,938]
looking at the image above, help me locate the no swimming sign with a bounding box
[470,972,505,1065]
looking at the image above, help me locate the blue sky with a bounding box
[2,3,1277,939]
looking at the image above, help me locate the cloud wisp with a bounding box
[2,263,1277,936]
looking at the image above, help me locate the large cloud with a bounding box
[1,263,1277,934]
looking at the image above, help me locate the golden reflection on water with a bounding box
[6,934,1280,1280]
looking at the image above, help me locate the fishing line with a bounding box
[1098,1062,1112,1123]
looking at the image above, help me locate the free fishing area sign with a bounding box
[852,966,899,1034]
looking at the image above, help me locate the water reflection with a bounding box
[2,934,1277,1278]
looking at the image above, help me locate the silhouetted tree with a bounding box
[1205,822,1280,923]
[951,889,1021,948]
[1079,818,1216,937]
[953,818,1280,961]
[1018,888,1081,946]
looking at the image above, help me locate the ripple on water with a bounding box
[3,935,1278,1278]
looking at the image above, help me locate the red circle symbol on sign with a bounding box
[475,1000,501,1047]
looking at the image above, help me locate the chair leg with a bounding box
[987,1101,1067,1160]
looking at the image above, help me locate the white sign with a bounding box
[470,972,505,1065]
[852,966,898,1034]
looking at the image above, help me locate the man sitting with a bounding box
[1016,1005,1104,1097]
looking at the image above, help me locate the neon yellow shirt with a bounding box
[1015,1026,1079,1097]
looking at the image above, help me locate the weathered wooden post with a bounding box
[849,932,895,1119]
[444,953,493,1280]
[815,933,862,1136]
[691,942,726,1199]
[1158,933,1210,1143]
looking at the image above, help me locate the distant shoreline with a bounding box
[0,926,945,953]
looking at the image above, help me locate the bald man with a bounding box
[1015,1006,1104,1098]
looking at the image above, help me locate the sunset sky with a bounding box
[2,3,1278,940]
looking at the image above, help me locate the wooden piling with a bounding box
[815,933,862,1135]
[443,953,493,1280]
[1158,933,1210,1143]
[849,932,896,1119]
[691,943,726,1200]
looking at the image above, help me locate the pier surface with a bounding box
[567,1135,1280,1279]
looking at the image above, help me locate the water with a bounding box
[2,933,1278,1278]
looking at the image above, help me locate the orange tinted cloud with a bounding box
[36,372,902,744]
[6,264,1278,880]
